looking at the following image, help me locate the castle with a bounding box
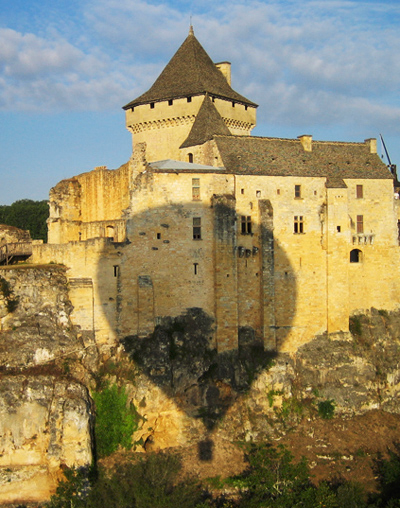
[32,28,400,353]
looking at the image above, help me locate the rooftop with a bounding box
[123,28,257,110]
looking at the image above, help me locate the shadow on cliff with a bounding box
[97,199,297,442]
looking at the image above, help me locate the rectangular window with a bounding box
[294,216,304,234]
[192,178,200,200]
[356,185,363,199]
[295,185,301,198]
[357,215,364,233]
[193,217,201,240]
[241,216,252,234]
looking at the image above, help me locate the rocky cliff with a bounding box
[1,266,400,504]
[0,266,93,505]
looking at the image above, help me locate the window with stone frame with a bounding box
[241,215,252,234]
[193,217,201,240]
[356,215,364,234]
[294,215,304,234]
[192,178,200,200]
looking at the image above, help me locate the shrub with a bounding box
[47,452,204,508]
[92,383,140,458]
[318,399,335,419]
[0,276,19,313]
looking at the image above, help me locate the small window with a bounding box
[150,102,155,109]
[192,178,200,200]
[337,226,341,233]
[356,215,364,234]
[350,249,362,263]
[157,233,161,239]
[168,99,173,106]
[232,101,235,107]
[193,217,201,240]
[356,185,363,199]
[295,185,301,198]
[193,262,198,275]
[241,188,244,194]
[187,96,192,103]
[241,216,252,235]
[276,189,280,195]
[245,105,248,111]
[188,153,194,163]
[294,216,304,234]
[113,265,119,277]
[256,190,261,197]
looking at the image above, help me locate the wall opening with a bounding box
[350,249,362,263]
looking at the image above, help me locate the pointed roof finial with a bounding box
[189,18,194,35]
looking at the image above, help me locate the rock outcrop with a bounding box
[0,266,93,505]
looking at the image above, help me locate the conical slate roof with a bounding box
[123,28,257,109]
[180,94,232,148]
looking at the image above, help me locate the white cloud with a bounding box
[1,0,400,135]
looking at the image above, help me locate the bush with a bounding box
[92,383,140,458]
[47,452,204,508]
[318,399,335,419]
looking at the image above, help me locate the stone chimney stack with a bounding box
[365,138,377,154]
[215,62,231,85]
[298,134,313,152]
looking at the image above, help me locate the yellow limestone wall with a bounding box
[38,154,400,354]
[125,95,256,163]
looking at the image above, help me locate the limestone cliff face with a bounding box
[0,267,93,506]
[2,266,400,505]
[121,309,400,452]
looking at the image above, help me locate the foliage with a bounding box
[47,452,204,508]
[228,443,316,507]
[46,466,94,508]
[371,446,400,507]
[92,383,140,458]
[318,399,336,419]
[0,199,48,241]
[0,276,19,312]
[350,315,362,336]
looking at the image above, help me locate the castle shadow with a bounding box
[97,201,297,458]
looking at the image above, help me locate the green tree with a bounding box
[0,199,48,241]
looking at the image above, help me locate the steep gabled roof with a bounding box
[123,28,257,109]
[213,135,392,181]
[180,94,232,149]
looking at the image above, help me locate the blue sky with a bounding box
[1,0,400,204]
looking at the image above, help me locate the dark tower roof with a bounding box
[123,28,257,110]
[180,94,232,148]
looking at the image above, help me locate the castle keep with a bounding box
[33,28,400,353]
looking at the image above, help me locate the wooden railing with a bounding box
[0,242,33,265]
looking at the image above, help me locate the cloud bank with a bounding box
[1,0,400,135]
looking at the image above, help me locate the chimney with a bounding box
[365,138,377,154]
[298,134,312,152]
[215,62,231,85]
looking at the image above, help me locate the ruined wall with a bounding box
[48,163,132,244]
